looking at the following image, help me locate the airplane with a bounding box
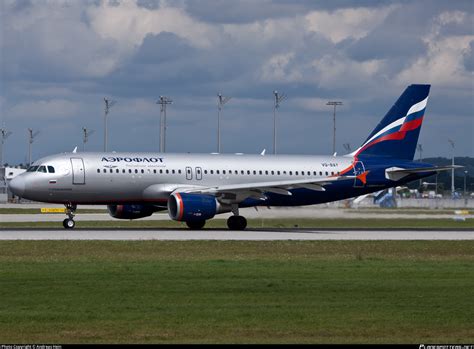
[8,84,460,230]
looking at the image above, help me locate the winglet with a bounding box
[72,146,78,153]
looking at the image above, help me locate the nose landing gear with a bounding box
[63,203,77,229]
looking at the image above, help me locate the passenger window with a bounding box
[265,170,268,175]
[135,169,138,174]
[277,171,280,175]
[103,169,107,173]
[217,170,220,175]
[110,169,113,173]
[234,170,238,175]
[325,171,328,176]
[166,169,169,174]
[210,170,214,174]
[178,170,182,174]
[223,170,226,174]
[140,169,144,174]
[129,169,132,173]
[47,166,55,173]
[253,170,256,175]
[172,169,175,174]
[271,171,274,175]
[289,171,292,175]
[241,170,244,175]
[160,169,163,174]
[259,170,262,175]
[153,169,156,174]
[116,169,119,173]
[204,170,208,174]
[97,169,100,173]
[319,171,323,176]
[295,171,298,175]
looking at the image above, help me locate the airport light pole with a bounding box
[82,127,95,152]
[157,96,173,153]
[327,101,342,155]
[28,128,40,167]
[448,139,455,197]
[343,143,351,154]
[103,98,116,152]
[217,93,231,153]
[464,170,468,198]
[273,90,287,155]
[417,144,423,188]
[0,127,12,167]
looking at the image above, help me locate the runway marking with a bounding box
[0,229,473,240]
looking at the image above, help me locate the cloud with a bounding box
[7,99,80,120]
[305,6,396,44]
[396,10,474,88]
[86,1,218,49]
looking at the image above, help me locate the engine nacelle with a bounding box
[107,204,156,220]
[168,193,230,222]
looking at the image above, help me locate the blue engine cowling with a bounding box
[107,204,157,220]
[168,193,221,222]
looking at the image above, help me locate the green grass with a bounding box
[0,218,473,229]
[0,241,473,343]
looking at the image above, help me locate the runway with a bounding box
[0,228,472,240]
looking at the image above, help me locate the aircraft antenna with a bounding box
[217,92,231,153]
[156,96,173,153]
[273,90,287,155]
[103,97,117,152]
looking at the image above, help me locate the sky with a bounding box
[0,0,473,165]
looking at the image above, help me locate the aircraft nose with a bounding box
[9,176,25,197]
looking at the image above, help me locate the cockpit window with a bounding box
[38,166,47,173]
[47,166,55,173]
[27,166,39,172]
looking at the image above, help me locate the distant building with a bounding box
[0,166,27,202]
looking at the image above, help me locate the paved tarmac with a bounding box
[0,228,472,240]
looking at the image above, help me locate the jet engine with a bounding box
[167,192,230,222]
[107,204,158,220]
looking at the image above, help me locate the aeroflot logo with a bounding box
[101,156,164,163]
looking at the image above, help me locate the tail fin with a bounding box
[353,84,430,160]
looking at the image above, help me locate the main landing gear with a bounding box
[63,203,77,229]
[226,205,247,230]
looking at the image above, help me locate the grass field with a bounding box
[0,240,473,343]
[0,218,473,229]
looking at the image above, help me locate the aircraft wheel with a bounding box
[227,215,247,230]
[63,218,75,229]
[186,220,206,230]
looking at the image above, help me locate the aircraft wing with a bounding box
[385,165,463,181]
[179,175,355,203]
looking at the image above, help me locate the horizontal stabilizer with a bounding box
[385,165,463,181]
